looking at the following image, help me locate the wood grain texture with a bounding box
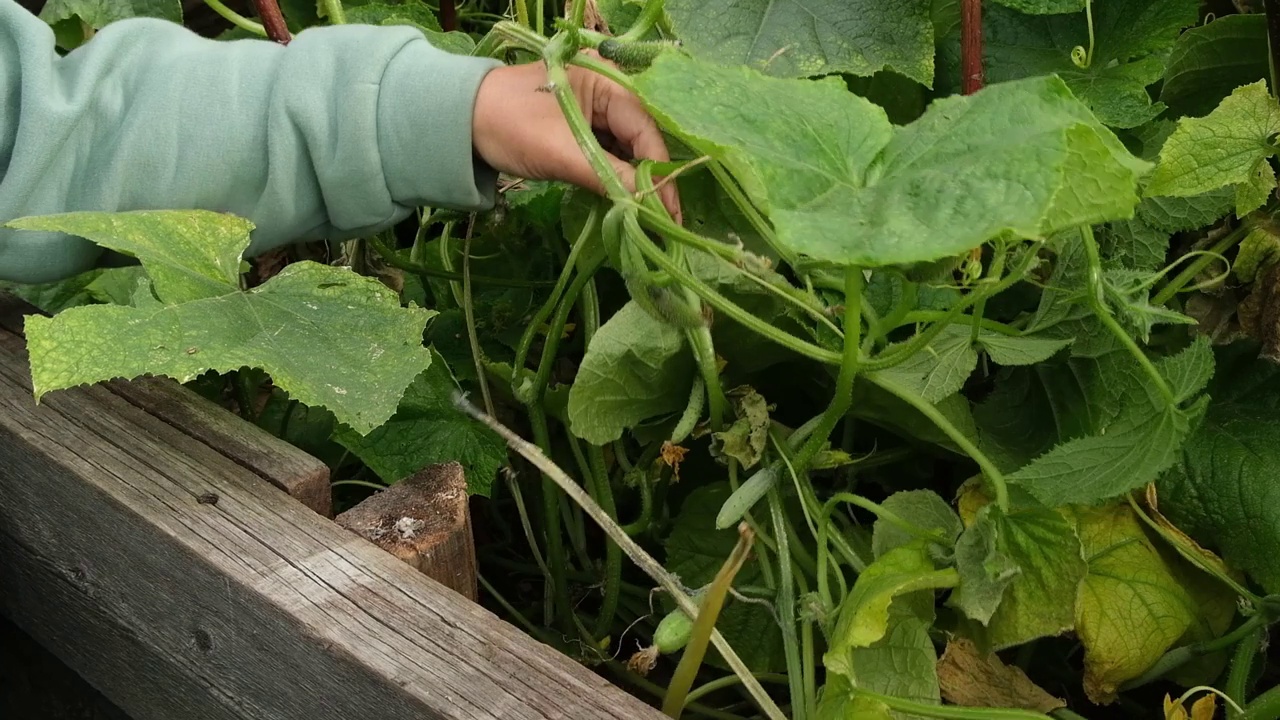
[336,463,478,601]
[0,294,331,516]
[0,325,665,720]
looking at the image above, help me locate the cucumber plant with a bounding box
[9,0,1280,718]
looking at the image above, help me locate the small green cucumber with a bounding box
[597,38,678,71]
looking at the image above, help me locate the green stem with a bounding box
[618,0,665,41]
[626,218,842,364]
[330,479,388,491]
[529,407,571,629]
[367,234,551,288]
[588,445,623,640]
[768,486,808,720]
[1242,685,1280,720]
[512,204,600,387]
[1080,225,1175,407]
[619,463,656,535]
[525,256,604,631]
[829,492,949,543]
[707,162,792,267]
[545,58,630,200]
[792,268,862,472]
[1153,224,1250,306]
[1227,628,1264,716]
[900,311,1020,336]
[605,663,748,720]
[204,0,266,34]
[319,0,346,23]
[461,218,495,416]
[684,673,790,705]
[502,470,555,588]
[970,248,1006,344]
[637,205,842,337]
[855,689,1051,719]
[869,374,1010,511]
[663,527,754,718]
[514,0,530,28]
[479,574,547,641]
[864,243,1040,372]
[686,320,728,430]
[568,0,586,28]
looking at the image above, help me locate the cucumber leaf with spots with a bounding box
[9,211,432,435]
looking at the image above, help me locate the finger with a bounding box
[593,86,684,222]
[594,83,670,166]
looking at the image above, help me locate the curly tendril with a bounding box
[1070,0,1096,69]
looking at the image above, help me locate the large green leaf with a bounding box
[1160,14,1271,120]
[664,0,935,84]
[1068,503,1197,704]
[1161,342,1280,593]
[9,211,432,435]
[40,0,181,27]
[974,0,1199,128]
[970,506,1087,650]
[566,301,695,445]
[635,59,1147,268]
[332,350,506,496]
[1147,81,1280,215]
[1005,340,1212,507]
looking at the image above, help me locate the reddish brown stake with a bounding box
[251,0,291,44]
[335,462,479,601]
[961,0,984,94]
[440,0,457,31]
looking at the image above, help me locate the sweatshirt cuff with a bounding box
[377,40,504,211]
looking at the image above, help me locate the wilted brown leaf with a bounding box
[937,637,1064,713]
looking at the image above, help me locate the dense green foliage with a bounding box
[9,0,1280,718]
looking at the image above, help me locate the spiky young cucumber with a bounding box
[597,38,680,71]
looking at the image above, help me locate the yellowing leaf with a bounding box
[1069,503,1197,704]
[971,506,1087,650]
[1147,81,1280,214]
[825,542,957,674]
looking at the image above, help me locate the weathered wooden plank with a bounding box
[336,463,479,601]
[0,327,665,720]
[0,294,332,516]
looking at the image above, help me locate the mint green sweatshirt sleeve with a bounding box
[0,0,504,283]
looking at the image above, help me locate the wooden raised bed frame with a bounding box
[0,294,665,720]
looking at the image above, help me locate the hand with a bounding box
[471,56,681,221]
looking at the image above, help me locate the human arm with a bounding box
[0,0,674,285]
